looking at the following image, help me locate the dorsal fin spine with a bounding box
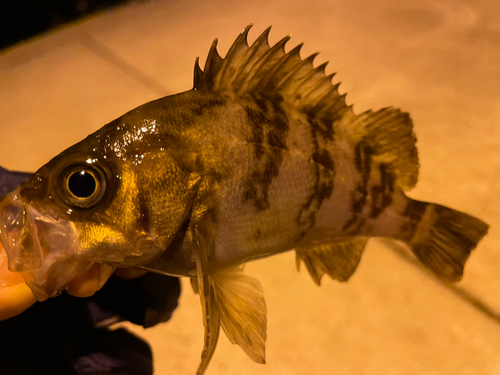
[275,52,320,92]
[290,63,332,99]
[204,39,223,89]
[241,27,272,71]
[245,35,291,92]
[311,85,343,115]
[299,73,336,105]
[232,27,272,92]
[215,24,253,90]
[260,43,303,91]
[284,58,325,98]
[193,57,206,90]
[315,62,329,75]
[329,93,348,113]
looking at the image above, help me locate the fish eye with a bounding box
[68,170,96,198]
[59,165,107,209]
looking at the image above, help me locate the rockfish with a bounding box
[0,25,489,374]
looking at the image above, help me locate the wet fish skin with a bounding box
[6,93,229,281]
[0,25,490,374]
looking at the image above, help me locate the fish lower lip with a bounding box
[0,190,28,271]
[0,189,87,301]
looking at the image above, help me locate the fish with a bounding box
[0,25,489,374]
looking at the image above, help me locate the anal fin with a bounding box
[296,237,368,285]
[213,267,267,364]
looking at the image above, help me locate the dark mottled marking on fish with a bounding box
[242,97,289,211]
[397,199,427,241]
[295,111,336,236]
[157,98,227,121]
[158,98,227,129]
[312,149,334,171]
[305,111,335,142]
[295,166,335,237]
[245,104,265,159]
[253,229,261,240]
[205,167,226,184]
[191,99,227,117]
[369,164,395,219]
[208,207,219,231]
[353,141,371,173]
[342,141,373,234]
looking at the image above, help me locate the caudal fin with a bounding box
[400,201,489,282]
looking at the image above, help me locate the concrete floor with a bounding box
[0,0,499,374]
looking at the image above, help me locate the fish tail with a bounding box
[397,199,489,282]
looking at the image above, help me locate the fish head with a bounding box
[0,114,201,300]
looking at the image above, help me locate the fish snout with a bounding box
[0,189,89,300]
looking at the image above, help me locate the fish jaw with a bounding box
[0,188,91,301]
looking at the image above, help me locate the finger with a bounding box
[114,267,148,280]
[66,263,115,298]
[0,282,37,321]
[0,246,36,321]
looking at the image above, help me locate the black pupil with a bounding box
[68,171,96,198]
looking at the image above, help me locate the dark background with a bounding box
[0,0,131,50]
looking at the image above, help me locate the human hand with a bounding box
[0,243,37,320]
[0,241,148,321]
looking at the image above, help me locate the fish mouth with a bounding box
[0,188,91,301]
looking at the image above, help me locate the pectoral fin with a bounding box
[192,267,268,366]
[296,237,368,285]
[191,214,267,372]
[195,272,221,375]
[213,267,267,364]
[192,220,221,375]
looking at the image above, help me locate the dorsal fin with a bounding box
[193,25,351,118]
[194,26,419,190]
[342,107,419,190]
